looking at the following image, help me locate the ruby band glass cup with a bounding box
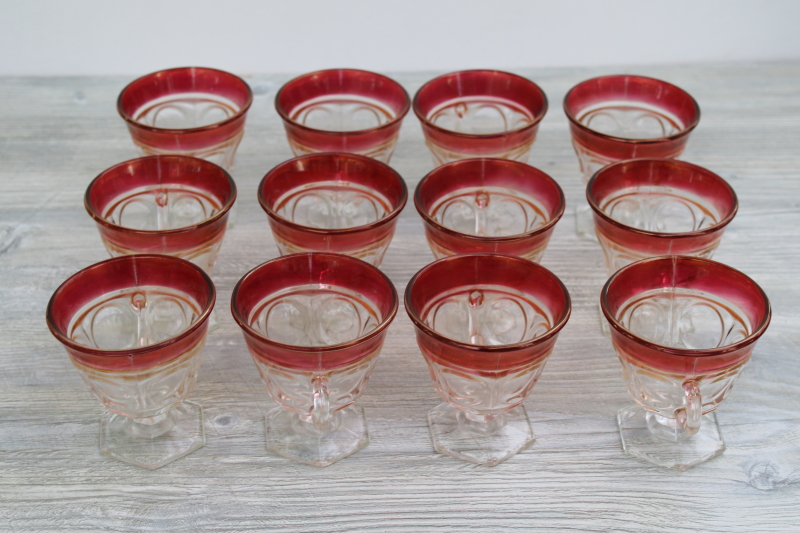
[564,75,700,184]
[85,155,236,275]
[405,254,571,466]
[231,253,398,467]
[415,158,565,262]
[413,70,548,166]
[564,74,700,238]
[258,153,407,267]
[601,256,771,470]
[588,158,738,278]
[275,69,410,163]
[118,67,253,171]
[46,255,216,469]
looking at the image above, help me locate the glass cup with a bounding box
[230,252,398,467]
[601,256,771,470]
[415,158,565,262]
[588,158,738,278]
[258,153,407,267]
[563,74,700,237]
[413,70,548,166]
[46,255,216,469]
[275,69,410,163]
[405,254,571,466]
[85,155,236,275]
[117,66,253,171]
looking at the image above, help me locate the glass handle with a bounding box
[676,380,702,436]
[311,376,331,431]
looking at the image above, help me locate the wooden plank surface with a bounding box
[1,62,799,532]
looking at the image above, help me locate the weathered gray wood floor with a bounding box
[1,62,799,532]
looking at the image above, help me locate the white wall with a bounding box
[2,0,799,75]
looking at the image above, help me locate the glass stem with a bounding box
[126,409,177,439]
[459,410,507,436]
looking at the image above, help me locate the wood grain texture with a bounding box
[1,62,799,532]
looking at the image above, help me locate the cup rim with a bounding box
[46,254,216,358]
[404,253,572,352]
[600,255,772,357]
[84,155,238,236]
[412,69,549,140]
[586,158,738,240]
[117,66,254,134]
[230,252,399,353]
[563,74,701,145]
[274,68,411,137]
[258,152,408,235]
[414,158,565,243]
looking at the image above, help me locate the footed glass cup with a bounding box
[405,254,571,466]
[46,255,215,469]
[414,70,548,166]
[275,69,410,163]
[602,256,771,470]
[415,158,564,262]
[117,67,253,171]
[563,75,700,238]
[85,155,236,275]
[258,153,407,266]
[231,253,398,467]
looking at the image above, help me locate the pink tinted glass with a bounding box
[564,75,700,182]
[231,253,398,372]
[117,67,253,170]
[415,158,565,262]
[601,256,771,375]
[602,256,770,469]
[275,69,410,163]
[405,254,571,374]
[85,155,236,274]
[587,158,737,274]
[413,70,548,165]
[46,255,215,372]
[258,153,407,266]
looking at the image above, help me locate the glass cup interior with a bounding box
[564,75,700,144]
[118,67,253,132]
[46,254,215,468]
[415,158,564,261]
[231,252,398,466]
[85,155,236,274]
[414,70,547,137]
[413,70,548,164]
[276,69,410,134]
[405,253,571,465]
[601,255,771,470]
[587,158,738,276]
[258,153,407,265]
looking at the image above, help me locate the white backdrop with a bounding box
[2,0,799,75]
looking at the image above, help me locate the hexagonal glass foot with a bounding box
[428,403,535,466]
[617,404,725,471]
[99,401,206,470]
[265,404,369,467]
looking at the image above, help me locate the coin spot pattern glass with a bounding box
[405,254,571,466]
[231,253,398,467]
[601,256,771,470]
[46,255,215,469]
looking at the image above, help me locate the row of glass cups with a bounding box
[45,249,770,471]
[116,66,696,171]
